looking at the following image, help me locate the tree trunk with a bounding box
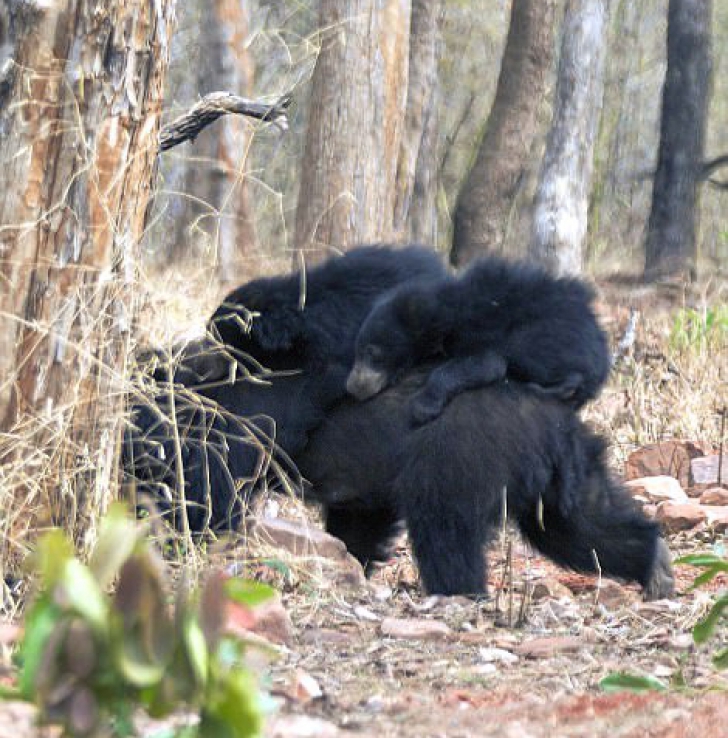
[529,0,610,276]
[0,1,175,556]
[643,0,712,282]
[451,0,558,267]
[393,0,442,246]
[157,0,257,279]
[294,0,411,262]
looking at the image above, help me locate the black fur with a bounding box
[347,257,611,424]
[123,245,446,529]
[299,370,674,599]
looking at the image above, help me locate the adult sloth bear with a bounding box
[347,256,611,425]
[298,370,674,600]
[123,245,446,529]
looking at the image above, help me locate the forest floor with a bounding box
[0,268,726,737]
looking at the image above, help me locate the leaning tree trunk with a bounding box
[393,0,442,247]
[451,0,558,267]
[294,0,411,262]
[643,0,712,282]
[0,1,175,558]
[528,0,609,276]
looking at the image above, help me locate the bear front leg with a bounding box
[410,351,508,425]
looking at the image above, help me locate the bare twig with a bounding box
[159,92,291,151]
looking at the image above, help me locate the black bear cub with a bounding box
[346,257,611,425]
[299,371,674,601]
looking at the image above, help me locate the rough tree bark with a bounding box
[393,0,442,246]
[450,0,558,267]
[0,0,175,554]
[643,0,712,282]
[529,0,610,276]
[294,0,411,261]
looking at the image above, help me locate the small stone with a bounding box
[700,487,728,506]
[236,593,294,646]
[531,577,574,600]
[267,715,342,738]
[705,506,728,533]
[380,617,452,641]
[289,669,322,703]
[656,502,707,532]
[625,476,687,503]
[252,518,348,560]
[690,456,723,486]
[478,647,519,665]
[595,580,637,609]
[514,635,583,659]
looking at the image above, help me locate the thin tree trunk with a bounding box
[644,0,712,282]
[163,0,257,278]
[0,0,175,555]
[529,0,610,276]
[294,0,411,262]
[451,0,558,267]
[393,0,442,246]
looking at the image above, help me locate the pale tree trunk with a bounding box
[644,0,712,282]
[0,0,175,556]
[451,0,558,267]
[295,0,411,262]
[529,0,610,276]
[164,0,257,280]
[393,0,442,247]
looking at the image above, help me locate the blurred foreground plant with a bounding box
[676,551,728,670]
[4,505,274,737]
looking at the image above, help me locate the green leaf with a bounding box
[713,647,728,670]
[687,566,728,591]
[599,672,667,693]
[33,531,74,587]
[692,594,728,644]
[201,668,263,738]
[674,553,728,568]
[59,559,108,631]
[115,635,167,688]
[18,596,62,699]
[224,580,275,609]
[89,504,141,589]
[183,617,209,688]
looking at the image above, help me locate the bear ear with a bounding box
[249,304,305,352]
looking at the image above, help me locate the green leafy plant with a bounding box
[5,505,275,737]
[670,305,728,351]
[675,551,728,670]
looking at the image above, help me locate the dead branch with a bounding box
[159,92,291,152]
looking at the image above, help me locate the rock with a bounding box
[252,518,348,560]
[478,647,519,665]
[700,487,728,506]
[251,517,366,588]
[244,594,294,646]
[625,441,706,488]
[514,636,584,659]
[596,580,637,609]
[530,577,574,600]
[655,502,707,532]
[288,669,323,703]
[624,476,688,503]
[691,456,723,486]
[267,715,345,738]
[380,617,452,641]
[705,506,728,533]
